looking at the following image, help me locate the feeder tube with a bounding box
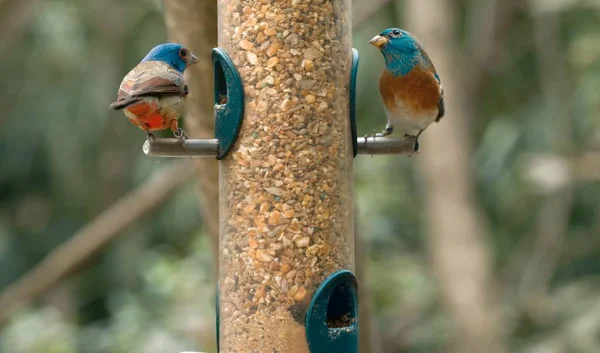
[217,1,354,352]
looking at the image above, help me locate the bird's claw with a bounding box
[365,123,394,142]
[146,132,156,141]
[372,125,393,138]
[173,128,188,142]
[379,124,394,137]
[363,129,378,142]
[404,132,421,153]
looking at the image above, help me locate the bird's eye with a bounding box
[390,29,402,38]
[179,48,188,59]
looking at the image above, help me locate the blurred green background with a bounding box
[1,0,599,352]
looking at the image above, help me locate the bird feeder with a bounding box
[142,1,416,352]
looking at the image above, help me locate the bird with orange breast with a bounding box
[369,28,445,151]
[110,43,198,141]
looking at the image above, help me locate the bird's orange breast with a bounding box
[379,67,441,116]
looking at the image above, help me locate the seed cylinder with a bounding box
[217,0,354,351]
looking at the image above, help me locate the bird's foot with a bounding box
[402,134,418,156]
[375,124,394,138]
[173,128,188,143]
[363,129,378,142]
[146,132,156,141]
[406,129,424,153]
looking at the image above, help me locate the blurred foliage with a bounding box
[1,0,600,353]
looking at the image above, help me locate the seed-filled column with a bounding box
[217,0,353,351]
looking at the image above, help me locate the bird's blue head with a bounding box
[369,28,427,76]
[141,43,199,73]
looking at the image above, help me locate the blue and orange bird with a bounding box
[110,43,199,141]
[369,28,445,151]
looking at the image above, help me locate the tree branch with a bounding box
[404,1,508,353]
[0,161,194,325]
[162,0,220,259]
[0,0,39,56]
[511,4,577,325]
[465,0,520,91]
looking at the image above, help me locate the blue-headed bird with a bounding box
[110,43,198,141]
[369,28,445,151]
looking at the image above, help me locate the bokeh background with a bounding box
[1,0,600,352]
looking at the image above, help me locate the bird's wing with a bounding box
[434,73,445,122]
[418,47,445,122]
[110,61,188,110]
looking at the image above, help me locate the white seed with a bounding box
[247,52,258,65]
[295,236,310,248]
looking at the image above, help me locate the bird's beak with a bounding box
[369,35,388,49]
[189,53,199,65]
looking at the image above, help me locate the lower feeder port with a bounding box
[217,0,354,351]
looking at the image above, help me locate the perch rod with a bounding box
[142,136,416,157]
[143,138,219,157]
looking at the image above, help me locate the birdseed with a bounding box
[217,0,354,352]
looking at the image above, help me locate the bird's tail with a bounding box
[109,97,143,110]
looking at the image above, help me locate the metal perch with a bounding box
[142,138,219,157]
[357,136,417,155]
[142,136,416,158]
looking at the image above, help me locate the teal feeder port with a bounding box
[350,48,359,158]
[216,270,358,353]
[211,48,244,160]
[212,46,359,159]
[215,283,220,353]
[306,270,359,353]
